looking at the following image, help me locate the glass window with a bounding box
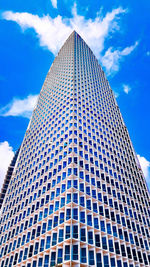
[36,226,41,237]
[81,248,86,263]
[81,228,86,242]
[92,190,96,198]
[61,197,65,207]
[55,201,59,211]
[80,211,85,223]
[49,205,53,215]
[102,237,107,250]
[108,239,114,252]
[129,233,134,244]
[40,239,45,252]
[87,214,92,226]
[111,258,116,267]
[57,248,63,264]
[18,250,23,263]
[132,249,137,261]
[58,229,64,243]
[121,244,126,257]
[89,251,95,265]
[121,217,126,227]
[94,217,99,229]
[86,186,90,195]
[107,223,111,234]
[73,208,78,220]
[87,199,91,210]
[96,253,102,267]
[73,225,78,239]
[23,248,28,260]
[73,193,78,203]
[9,256,13,266]
[34,242,39,255]
[127,247,132,259]
[17,237,21,248]
[66,209,71,220]
[46,236,51,249]
[56,188,60,197]
[44,255,49,267]
[52,233,57,246]
[93,203,98,213]
[80,196,85,207]
[103,255,109,267]
[73,245,78,260]
[112,226,117,237]
[100,221,105,232]
[51,252,56,266]
[115,242,120,255]
[66,194,71,204]
[88,231,93,244]
[42,223,47,234]
[12,240,17,251]
[65,226,70,239]
[47,220,52,231]
[64,245,70,261]
[73,180,78,189]
[117,260,122,267]
[124,231,129,242]
[118,228,123,240]
[99,205,103,215]
[28,245,33,258]
[38,258,43,267]
[94,233,100,247]
[53,216,58,227]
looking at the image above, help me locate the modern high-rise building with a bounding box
[0,31,150,267]
[0,148,20,210]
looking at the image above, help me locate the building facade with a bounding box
[0,31,150,267]
[0,148,20,210]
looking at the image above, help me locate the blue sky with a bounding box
[0,0,150,190]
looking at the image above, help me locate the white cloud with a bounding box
[2,6,127,58]
[137,154,150,189]
[114,91,119,98]
[3,5,139,74]
[0,94,38,119]
[51,0,57,9]
[0,141,14,191]
[70,5,127,58]
[123,84,131,94]
[146,51,150,56]
[101,41,138,75]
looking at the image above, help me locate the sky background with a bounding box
[0,0,150,190]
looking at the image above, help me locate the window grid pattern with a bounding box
[0,31,149,267]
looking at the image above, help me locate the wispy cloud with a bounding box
[146,51,150,56]
[51,0,57,9]
[114,91,119,98]
[0,141,14,191]
[71,4,127,58]
[0,94,38,119]
[101,41,138,75]
[2,5,127,58]
[123,84,131,94]
[137,154,150,190]
[2,5,139,74]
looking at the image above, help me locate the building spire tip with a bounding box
[71,29,78,35]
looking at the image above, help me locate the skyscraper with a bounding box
[0,31,150,266]
[0,148,20,210]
